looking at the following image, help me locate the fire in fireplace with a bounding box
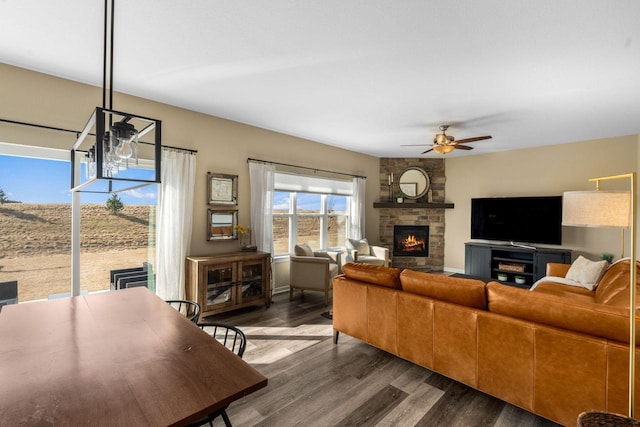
[393,225,429,257]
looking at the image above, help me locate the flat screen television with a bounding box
[471,196,563,245]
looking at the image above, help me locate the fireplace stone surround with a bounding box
[378,158,448,271]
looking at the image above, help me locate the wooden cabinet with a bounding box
[185,251,271,317]
[465,242,571,288]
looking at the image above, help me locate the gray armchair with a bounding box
[345,238,389,267]
[290,243,340,305]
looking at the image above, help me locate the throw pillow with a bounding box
[347,238,370,255]
[294,243,314,257]
[565,255,609,290]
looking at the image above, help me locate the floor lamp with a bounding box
[563,172,636,418]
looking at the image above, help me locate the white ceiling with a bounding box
[1,1,639,158]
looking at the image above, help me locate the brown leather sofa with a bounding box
[332,261,640,427]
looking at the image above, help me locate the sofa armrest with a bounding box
[313,251,339,264]
[546,262,571,278]
[290,255,330,264]
[370,245,389,262]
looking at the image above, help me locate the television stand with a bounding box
[464,242,571,288]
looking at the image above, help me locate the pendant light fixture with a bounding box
[70,0,161,193]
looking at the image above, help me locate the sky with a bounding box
[0,154,348,209]
[0,155,157,205]
[273,191,347,212]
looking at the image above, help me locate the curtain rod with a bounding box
[247,157,366,179]
[0,117,198,154]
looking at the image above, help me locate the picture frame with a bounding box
[207,209,238,241]
[398,167,430,200]
[207,172,237,205]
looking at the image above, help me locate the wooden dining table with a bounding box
[0,287,267,426]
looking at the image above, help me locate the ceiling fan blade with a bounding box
[454,144,474,150]
[455,136,492,144]
[421,148,435,154]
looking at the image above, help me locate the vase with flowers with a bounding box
[234,225,257,251]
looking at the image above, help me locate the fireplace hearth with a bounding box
[393,225,429,257]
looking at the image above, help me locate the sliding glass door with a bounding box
[0,142,156,302]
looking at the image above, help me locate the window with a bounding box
[327,195,348,248]
[272,173,351,256]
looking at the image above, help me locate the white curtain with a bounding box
[155,148,196,300]
[249,161,275,254]
[349,176,366,240]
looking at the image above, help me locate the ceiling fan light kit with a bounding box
[433,145,455,154]
[415,124,493,155]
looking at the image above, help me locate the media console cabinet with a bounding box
[464,242,571,288]
[185,251,271,317]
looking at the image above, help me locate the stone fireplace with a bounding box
[377,158,449,271]
[393,225,429,257]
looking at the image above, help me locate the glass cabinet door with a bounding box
[237,260,265,304]
[204,262,236,310]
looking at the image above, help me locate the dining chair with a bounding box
[165,299,201,324]
[189,321,248,427]
[198,321,247,357]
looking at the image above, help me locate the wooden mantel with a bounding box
[373,202,454,209]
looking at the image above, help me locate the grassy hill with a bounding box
[0,203,154,258]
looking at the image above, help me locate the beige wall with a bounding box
[6,62,640,280]
[0,63,380,262]
[445,136,638,271]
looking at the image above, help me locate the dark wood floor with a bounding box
[209,291,561,427]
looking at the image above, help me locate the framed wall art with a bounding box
[207,172,237,205]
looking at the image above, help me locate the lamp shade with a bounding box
[562,190,631,228]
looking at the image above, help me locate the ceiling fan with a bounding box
[403,125,492,154]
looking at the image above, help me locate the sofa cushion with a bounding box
[356,255,386,266]
[565,255,608,290]
[342,262,402,289]
[400,269,487,310]
[530,281,595,302]
[487,281,635,343]
[594,258,640,306]
[294,243,314,257]
[346,238,370,255]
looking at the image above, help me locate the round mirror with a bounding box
[398,167,430,199]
